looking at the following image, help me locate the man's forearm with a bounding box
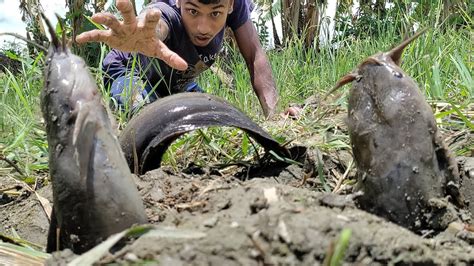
[234,20,278,118]
[248,50,278,118]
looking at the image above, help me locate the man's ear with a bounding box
[228,0,234,14]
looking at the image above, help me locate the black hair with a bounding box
[151,0,231,5]
[197,0,227,4]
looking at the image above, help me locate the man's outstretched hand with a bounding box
[76,0,188,71]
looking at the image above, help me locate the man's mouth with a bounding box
[194,35,212,46]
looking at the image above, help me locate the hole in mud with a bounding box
[234,145,309,180]
[160,127,288,174]
[0,185,27,206]
[0,193,15,205]
[160,131,316,185]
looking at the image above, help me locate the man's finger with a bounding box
[139,10,161,37]
[76,30,112,44]
[142,9,161,32]
[154,42,188,71]
[283,106,301,119]
[91,13,122,32]
[116,0,137,25]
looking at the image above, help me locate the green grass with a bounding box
[196,23,473,167]
[203,26,473,113]
[161,127,263,172]
[0,53,48,178]
[322,228,352,266]
[0,16,472,178]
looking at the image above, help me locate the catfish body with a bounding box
[336,31,462,230]
[119,93,287,174]
[41,19,147,253]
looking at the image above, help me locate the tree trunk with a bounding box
[269,0,281,48]
[374,0,385,17]
[304,1,319,49]
[92,0,107,13]
[282,0,304,45]
[290,0,301,37]
[18,0,48,56]
[67,0,86,46]
[281,0,291,44]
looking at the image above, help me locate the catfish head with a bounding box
[333,29,466,231]
[327,29,427,98]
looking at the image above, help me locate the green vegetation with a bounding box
[0,3,472,185]
[0,53,48,179]
[322,228,352,266]
[204,26,473,115]
[197,23,473,166]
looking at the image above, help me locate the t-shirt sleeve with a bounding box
[141,2,183,43]
[102,50,133,88]
[227,0,252,31]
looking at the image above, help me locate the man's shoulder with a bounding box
[227,0,252,30]
[148,0,176,6]
[145,1,183,31]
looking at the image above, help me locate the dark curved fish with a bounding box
[333,30,464,230]
[119,93,288,174]
[40,15,147,254]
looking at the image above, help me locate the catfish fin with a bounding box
[387,28,427,66]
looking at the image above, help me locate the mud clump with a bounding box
[0,184,51,247]
[44,168,474,265]
[2,158,474,264]
[458,156,474,215]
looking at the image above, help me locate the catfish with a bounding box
[40,15,147,254]
[333,30,465,231]
[119,92,288,174]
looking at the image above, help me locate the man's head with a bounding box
[176,0,234,47]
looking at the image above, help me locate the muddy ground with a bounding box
[1,102,473,265]
[1,154,473,265]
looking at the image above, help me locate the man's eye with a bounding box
[187,9,198,16]
[211,11,221,18]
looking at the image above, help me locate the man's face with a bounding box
[177,0,234,47]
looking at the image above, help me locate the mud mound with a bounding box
[44,164,473,265]
[2,156,473,264]
[0,178,51,247]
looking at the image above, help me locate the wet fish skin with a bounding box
[334,30,464,230]
[40,16,147,254]
[119,93,288,174]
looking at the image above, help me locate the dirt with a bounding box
[1,153,473,265]
[0,177,51,247]
[1,98,473,264]
[107,165,474,265]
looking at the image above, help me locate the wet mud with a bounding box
[2,156,473,265]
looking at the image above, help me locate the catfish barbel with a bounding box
[40,15,147,254]
[332,30,465,231]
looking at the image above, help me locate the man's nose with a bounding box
[196,17,211,35]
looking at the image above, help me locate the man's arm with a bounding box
[233,20,278,118]
[76,0,187,71]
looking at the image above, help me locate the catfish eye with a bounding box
[392,71,403,78]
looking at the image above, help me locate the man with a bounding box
[76,0,278,118]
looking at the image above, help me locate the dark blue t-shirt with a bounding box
[103,0,251,97]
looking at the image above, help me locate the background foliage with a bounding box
[0,0,472,176]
